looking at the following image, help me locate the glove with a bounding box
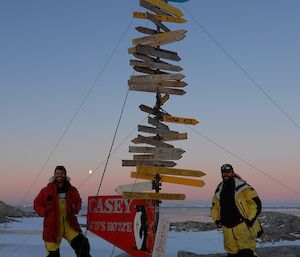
[215,220,222,228]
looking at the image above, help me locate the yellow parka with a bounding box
[211,176,263,238]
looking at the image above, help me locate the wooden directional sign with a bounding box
[135,26,158,35]
[131,172,205,187]
[133,12,187,23]
[132,133,187,143]
[137,165,206,177]
[129,44,181,61]
[122,192,185,200]
[133,153,182,161]
[115,181,154,194]
[134,66,167,75]
[130,60,182,72]
[140,0,172,16]
[135,134,175,148]
[128,80,187,88]
[137,125,168,135]
[129,146,185,155]
[132,30,186,45]
[144,0,184,17]
[129,83,186,95]
[130,73,185,83]
[122,159,176,167]
[163,115,199,125]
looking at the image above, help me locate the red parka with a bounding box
[34,179,82,242]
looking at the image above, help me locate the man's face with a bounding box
[54,169,66,183]
[221,170,234,182]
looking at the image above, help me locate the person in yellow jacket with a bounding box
[211,164,263,257]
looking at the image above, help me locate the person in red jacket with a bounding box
[34,165,92,257]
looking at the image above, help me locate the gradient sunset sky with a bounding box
[1,0,299,206]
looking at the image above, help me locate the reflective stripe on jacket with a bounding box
[34,180,82,242]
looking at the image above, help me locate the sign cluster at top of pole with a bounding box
[121,0,206,201]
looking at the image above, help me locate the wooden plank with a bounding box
[158,132,187,141]
[146,12,170,32]
[136,134,174,148]
[132,53,157,63]
[133,12,187,23]
[130,73,185,83]
[137,165,206,177]
[132,29,186,45]
[131,172,205,187]
[131,133,186,143]
[115,181,154,194]
[163,115,199,125]
[138,125,168,134]
[122,159,176,167]
[128,80,187,88]
[148,116,169,130]
[135,26,159,35]
[122,192,185,200]
[139,104,166,116]
[133,153,182,160]
[129,83,186,95]
[139,0,172,16]
[144,0,184,17]
[129,44,181,61]
[133,12,186,23]
[140,135,175,148]
[133,66,167,75]
[129,146,185,155]
[161,94,169,105]
[130,60,183,72]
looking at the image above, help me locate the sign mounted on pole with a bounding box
[137,165,206,177]
[87,196,156,257]
[162,115,199,125]
[144,0,184,17]
[122,192,186,200]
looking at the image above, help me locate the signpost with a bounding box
[88,1,207,256]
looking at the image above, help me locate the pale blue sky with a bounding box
[1,0,300,205]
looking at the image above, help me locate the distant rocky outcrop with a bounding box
[170,211,300,243]
[0,201,32,223]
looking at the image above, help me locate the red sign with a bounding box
[87,195,156,257]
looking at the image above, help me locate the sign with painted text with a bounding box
[87,195,156,257]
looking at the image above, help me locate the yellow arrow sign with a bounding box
[131,172,205,187]
[145,0,184,17]
[133,11,187,23]
[122,192,185,200]
[137,165,206,177]
[162,115,199,125]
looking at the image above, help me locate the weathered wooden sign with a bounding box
[130,73,185,83]
[131,172,205,187]
[162,115,199,125]
[133,12,187,23]
[129,44,181,61]
[129,83,186,95]
[115,181,154,194]
[132,29,186,45]
[144,0,184,17]
[133,153,182,161]
[129,146,185,155]
[122,192,186,200]
[122,159,176,167]
[137,165,206,177]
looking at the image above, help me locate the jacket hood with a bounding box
[49,176,71,183]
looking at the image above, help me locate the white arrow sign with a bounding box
[115,181,154,194]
